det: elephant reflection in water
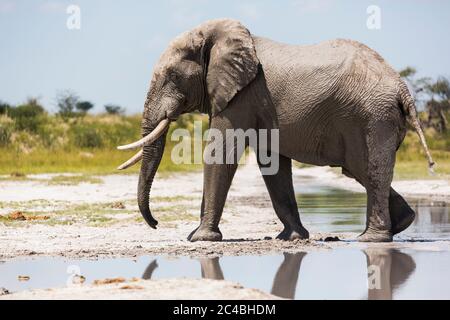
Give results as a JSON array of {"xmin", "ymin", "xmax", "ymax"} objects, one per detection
[
  {"xmin": 140, "ymin": 258, "xmax": 225, "ymax": 281},
  {"xmin": 198, "ymin": 253, "xmax": 306, "ymax": 299},
  {"xmin": 139, "ymin": 255, "xmax": 304, "ymax": 299},
  {"xmin": 364, "ymin": 249, "xmax": 416, "ymax": 300},
  {"xmin": 141, "ymin": 249, "xmax": 416, "ymax": 300},
  {"xmin": 269, "ymin": 250, "xmax": 416, "ymax": 300},
  {"xmin": 199, "ymin": 257, "xmax": 225, "ymax": 280},
  {"xmin": 142, "ymin": 260, "xmax": 158, "ymax": 280},
  {"xmin": 270, "ymin": 253, "xmax": 306, "ymax": 299}
]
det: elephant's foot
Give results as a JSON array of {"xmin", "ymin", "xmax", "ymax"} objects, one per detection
[
  {"xmin": 276, "ymin": 226, "xmax": 309, "ymax": 241},
  {"xmin": 390, "ymin": 206, "xmax": 415, "ymax": 235},
  {"xmin": 389, "ymin": 188, "xmax": 416, "ymax": 235},
  {"xmin": 358, "ymin": 229, "xmax": 393, "ymax": 242},
  {"xmin": 391, "ymin": 210, "xmax": 415, "ymax": 235},
  {"xmin": 188, "ymin": 226, "xmax": 223, "ymax": 242}
]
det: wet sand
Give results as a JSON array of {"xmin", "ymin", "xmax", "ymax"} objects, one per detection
[{"xmin": 0, "ymin": 278, "xmax": 280, "ymax": 300}]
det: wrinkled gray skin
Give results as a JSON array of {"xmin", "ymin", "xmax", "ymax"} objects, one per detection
[{"xmin": 137, "ymin": 18, "xmax": 432, "ymax": 242}]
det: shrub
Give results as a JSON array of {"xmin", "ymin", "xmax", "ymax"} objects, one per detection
[
  {"xmin": 0, "ymin": 116, "xmax": 14, "ymax": 146},
  {"xmin": 8, "ymin": 99, "xmax": 46, "ymax": 132},
  {"xmin": 76, "ymin": 101, "xmax": 94, "ymax": 114},
  {"xmin": 104, "ymin": 104, "xmax": 125, "ymax": 115},
  {"xmin": 0, "ymin": 101, "xmax": 12, "ymax": 114},
  {"xmin": 70, "ymin": 124, "xmax": 103, "ymax": 148},
  {"xmin": 9, "ymin": 130, "xmax": 40, "ymax": 153},
  {"xmin": 37, "ymin": 117, "xmax": 69, "ymax": 149}
]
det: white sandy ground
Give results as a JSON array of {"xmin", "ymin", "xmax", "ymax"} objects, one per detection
[
  {"xmin": 0, "ymin": 154, "xmax": 449, "ymax": 299},
  {"xmin": 295, "ymin": 166, "xmax": 450, "ymax": 202},
  {"xmin": 0, "ymin": 156, "xmax": 448, "ymax": 204},
  {"xmin": 1, "ymin": 278, "xmax": 279, "ymax": 300}
]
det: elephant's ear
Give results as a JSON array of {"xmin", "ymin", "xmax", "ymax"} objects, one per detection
[{"xmin": 206, "ymin": 20, "xmax": 260, "ymax": 116}]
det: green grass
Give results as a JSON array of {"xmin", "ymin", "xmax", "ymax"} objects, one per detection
[
  {"xmin": 0, "ymin": 148, "xmax": 203, "ymax": 175},
  {"xmin": 395, "ymin": 128, "xmax": 450, "ymax": 179},
  {"xmin": 0, "ymin": 197, "xmax": 199, "ymax": 227},
  {"xmin": 0, "ymin": 111, "xmax": 449, "ymax": 180},
  {"xmin": 394, "ymin": 160, "xmax": 450, "ymax": 180},
  {"xmin": 0, "ymin": 113, "xmax": 207, "ymax": 175}
]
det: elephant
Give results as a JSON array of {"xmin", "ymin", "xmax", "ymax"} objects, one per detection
[
  {"xmin": 199, "ymin": 257, "xmax": 225, "ymax": 280},
  {"xmin": 117, "ymin": 18, "xmax": 434, "ymax": 243},
  {"xmin": 364, "ymin": 248, "xmax": 416, "ymax": 300},
  {"xmin": 142, "ymin": 259, "xmax": 158, "ymax": 280},
  {"xmin": 271, "ymin": 252, "xmax": 306, "ymax": 299}
]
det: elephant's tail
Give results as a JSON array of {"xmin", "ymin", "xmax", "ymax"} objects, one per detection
[{"xmin": 398, "ymin": 80, "xmax": 435, "ymax": 172}]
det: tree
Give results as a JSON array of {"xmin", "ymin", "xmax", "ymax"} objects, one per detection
[
  {"xmin": 398, "ymin": 66, "xmax": 432, "ymax": 108},
  {"xmin": 56, "ymin": 90, "xmax": 79, "ymax": 119},
  {"xmin": 424, "ymin": 77, "xmax": 450, "ymax": 133},
  {"xmin": 399, "ymin": 67, "xmax": 449, "ymax": 133},
  {"xmin": 0, "ymin": 101, "xmax": 11, "ymax": 115},
  {"xmin": 76, "ymin": 101, "xmax": 94, "ymax": 114},
  {"xmin": 426, "ymin": 77, "xmax": 450, "ymax": 101},
  {"xmin": 104, "ymin": 104, "xmax": 125, "ymax": 115},
  {"xmin": 399, "ymin": 66, "xmax": 417, "ymax": 79}
]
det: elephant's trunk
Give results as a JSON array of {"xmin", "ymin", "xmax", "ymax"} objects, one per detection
[{"xmin": 137, "ymin": 132, "xmax": 167, "ymax": 229}]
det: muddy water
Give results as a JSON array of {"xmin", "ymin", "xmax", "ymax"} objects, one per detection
[
  {"xmin": 1, "ymin": 249, "xmax": 450, "ymax": 299},
  {"xmin": 295, "ymin": 184, "xmax": 450, "ymax": 240},
  {"xmin": 1, "ymin": 187, "xmax": 449, "ymax": 299}
]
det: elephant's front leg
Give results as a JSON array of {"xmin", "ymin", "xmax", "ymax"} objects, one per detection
[
  {"xmin": 188, "ymin": 103, "xmax": 253, "ymax": 242},
  {"xmin": 258, "ymin": 155, "xmax": 309, "ymax": 240},
  {"xmin": 188, "ymin": 161, "xmax": 238, "ymax": 242}
]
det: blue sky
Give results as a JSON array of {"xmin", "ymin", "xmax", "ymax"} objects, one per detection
[{"xmin": 1, "ymin": 0, "xmax": 449, "ymax": 114}]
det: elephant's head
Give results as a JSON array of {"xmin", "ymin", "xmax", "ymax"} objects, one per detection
[{"xmin": 117, "ymin": 19, "xmax": 260, "ymax": 229}]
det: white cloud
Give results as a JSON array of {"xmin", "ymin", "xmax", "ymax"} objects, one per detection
[
  {"xmin": 0, "ymin": 0, "xmax": 15, "ymax": 13},
  {"xmin": 168, "ymin": 0, "xmax": 207, "ymax": 29},
  {"xmin": 291, "ymin": 0, "xmax": 334, "ymax": 14},
  {"xmin": 39, "ymin": 1, "xmax": 67, "ymax": 14},
  {"xmin": 147, "ymin": 34, "xmax": 171, "ymax": 53},
  {"xmin": 236, "ymin": 3, "xmax": 262, "ymax": 21}
]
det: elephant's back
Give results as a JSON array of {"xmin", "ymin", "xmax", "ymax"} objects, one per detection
[
  {"xmin": 252, "ymin": 36, "xmax": 404, "ymax": 164},
  {"xmin": 253, "ymin": 36, "xmax": 401, "ymax": 117},
  {"xmin": 253, "ymin": 36, "xmax": 356, "ymax": 79},
  {"xmin": 253, "ymin": 36, "xmax": 357, "ymax": 123}
]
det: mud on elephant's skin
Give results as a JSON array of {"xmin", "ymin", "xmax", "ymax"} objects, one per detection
[{"xmin": 117, "ymin": 18, "xmax": 434, "ymax": 243}]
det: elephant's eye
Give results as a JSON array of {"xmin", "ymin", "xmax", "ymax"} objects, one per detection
[{"xmin": 169, "ymin": 72, "xmax": 180, "ymax": 82}]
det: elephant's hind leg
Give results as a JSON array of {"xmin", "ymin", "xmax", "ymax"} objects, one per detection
[
  {"xmin": 358, "ymin": 121, "xmax": 398, "ymax": 242},
  {"xmin": 343, "ymin": 169, "xmax": 415, "ymax": 236},
  {"xmin": 258, "ymin": 154, "xmax": 309, "ymax": 240},
  {"xmin": 389, "ymin": 188, "xmax": 415, "ymax": 235}
]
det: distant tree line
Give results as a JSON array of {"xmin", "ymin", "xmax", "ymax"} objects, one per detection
[
  {"xmin": 55, "ymin": 90, "xmax": 125, "ymax": 119},
  {"xmin": 0, "ymin": 92, "xmax": 128, "ymax": 148},
  {"xmin": 1, "ymin": 71, "xmax": 449, "ymax": 134},
  {"xmin": 0, "ymin": 90, "xmax": 126, "ymax": 121}
]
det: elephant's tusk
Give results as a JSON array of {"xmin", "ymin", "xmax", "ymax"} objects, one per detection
[
  {"xmin": 117, "ymin": 149, "xmax": 143, "ymax": 170},
  {"xmin": 117, "ymin": 119, "xmax": 170, "ymax": 150}
]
